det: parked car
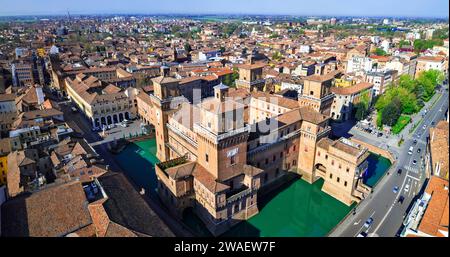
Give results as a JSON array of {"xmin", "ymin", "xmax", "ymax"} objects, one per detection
[
  {"xmin": 364, "ymin": 218, "xmax": 374, "ymax": 228},
  {"xmin": 413, "ymin": 139, "xmax": 418, "ymax": 145},
  {"xmin": 405, "ymin": 184, "xmax": 410, "ymax": 192},
  {"xmin": 417, "ymin": 148, "xmax": 421, "ymax": 153},
  {"xmin": 412, "ymin": 160, "xmax": 417, "ymax": 165},
  {"xmin": 397, "ymin": 169, "xmax": 402, "ymax": 175}
]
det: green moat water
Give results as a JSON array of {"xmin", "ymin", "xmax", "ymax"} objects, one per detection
[{"xmin": 116, "ymin": 139, "xmax": 390, "ymax": 237}]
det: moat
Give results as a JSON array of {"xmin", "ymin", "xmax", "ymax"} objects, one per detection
[{"xmin": 115, "ymin": 139, "xmax": 391, "ymax": 237}]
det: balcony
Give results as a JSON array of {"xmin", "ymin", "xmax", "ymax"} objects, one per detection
[
  {"xmin": 226, "ymin": 187, "xmax": 252, "ymax": 205},
  {"xmin": 193, "ymin": 123, "xmax": 251, "ymax": 144},
  {"xmin": 167, "ymin": 123, "xmax": 198, "ymax": 147},
  {"xmin": 248, "ymin": 129, "xmax": 301, "ymax": 156}
]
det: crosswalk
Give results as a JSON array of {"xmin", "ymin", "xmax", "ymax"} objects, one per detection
[{"xmin": 404, "ymin": 166, "xmax": 419, "ymax": 174}]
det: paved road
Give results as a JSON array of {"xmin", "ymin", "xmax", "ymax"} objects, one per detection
[{"xmin": 330, "ymin": 85, "xmax": 449, "ymax": 237}]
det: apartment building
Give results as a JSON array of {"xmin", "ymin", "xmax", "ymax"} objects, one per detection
[
  {"xmin": 415, "ymin": 56, "xmax": 448, "ymax": 78},
  {"xmin": 330, "ymin": 82, "xmax": 374, "ymax": 121},
  {"xmin": 0, "ymin": 94, "xmax": 17, "ymax": 114},
  {"xmin": 235, "ymin": 57, "xmax": 266, "ymax": 91},
  {"xmin": 365, "ymin": 69, "xmax": 397, "ymax": 96}
]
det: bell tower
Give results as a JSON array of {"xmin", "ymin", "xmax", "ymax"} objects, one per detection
[
  {"xmin": 151, "ymin": 68, "xmax": 184, "ymax": 162},
  {"xmin": 194, "ymin": 93, "xmax": 250, "ymax": 180}
]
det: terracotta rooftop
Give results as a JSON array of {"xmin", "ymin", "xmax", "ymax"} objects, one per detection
[
  {"xmin": 1, "ymin": 180, "xmax": 93, "ymax": 237},
  {"xmin": 417, "ymin": 176, "xmax": 449, "ymax": 237},
  {"xmin": 331, "ymin": 82, "xmax": 373, "ymax": 95},
  {"xmin": 429, "ymin": 121, "xmax": 449, "ymax": 180}
]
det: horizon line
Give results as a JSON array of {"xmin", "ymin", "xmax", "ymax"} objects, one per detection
[{"xmin": 0, "ymin": 12, "xmax": 448, "ymax": 20}]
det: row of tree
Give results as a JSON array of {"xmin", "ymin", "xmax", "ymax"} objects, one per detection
[{"xmin": 375, "ymin": 70, "xmax": 444, "ymax": 127}]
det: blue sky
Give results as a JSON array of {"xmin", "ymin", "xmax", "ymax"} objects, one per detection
[{"xmin": 0, "ymin": 0, "xmax": 448, "ymax": 18}]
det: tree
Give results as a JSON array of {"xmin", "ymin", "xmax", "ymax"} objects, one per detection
[
  {"xmin": 381, "ymin": 97, "xmax": 402, "ymax": 126},
  {"xmin": 354, "ymin": 102, "xmax": 367, "ymax": 121},
  {"xmin": 272, "ymin": 51, "xmax": 282, "ymax": 61},
  {"xmin": 413, "ymin": 39, "xmax": 444, "ymax": 53},
  {"xmin": 398, "ymin": 40, "xmax": 411, "ymax": 48},
  {"xmin": 374, "ymin": 48, "xmax": 387, "ymax": 56},
  {"xmin": 354, "ymin": 89, "xmax": 370, "ymax": 120},
  {"xmin": 184, "ymin": 42, "xmax": 192, "ymax": 52},
  {"xmin": 417, "ymin": 69, "xmax": 444, "ymax": 101}
]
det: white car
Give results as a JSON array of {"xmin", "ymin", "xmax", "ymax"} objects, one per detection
[{"xmin": 404, "ymin": 184, "xmax": 410, "ymax": 192}]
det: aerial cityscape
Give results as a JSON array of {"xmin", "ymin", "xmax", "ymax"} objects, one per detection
[{"xmin": 0, "ymin": 0, "xmax": 448, "ymax": 242}]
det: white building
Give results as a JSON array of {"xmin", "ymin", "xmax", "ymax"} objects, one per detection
[
  {"xmin": 381, "ymin": 40, "xmax": 390, "ymax": 53},
  {"xmin": 346, "ymin": 56, "xmax": 373, "ymax": 74}
]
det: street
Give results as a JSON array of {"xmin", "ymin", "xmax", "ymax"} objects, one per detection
[{"xmin": 330, "ymin": 84, "xmax": 449, "ymax": 237}]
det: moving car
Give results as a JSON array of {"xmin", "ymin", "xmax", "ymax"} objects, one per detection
[
  {"xmin": 398, "ymin": 195, "xmax": 405, "ymax": 204},
  {"xmin": 357, "ymin": 231, "xmax": 368, "ymax": 237},
  {"xmin": 393, "ymin": 186, "xmax": 399, "ymax": 193},
  {"xmin": 413, "ymin": 139, "xmax": 418, "ymax": 145},
  {"xmin": 364, "ymin": 218, "xmax": 374, "ymax": 228},
  {"xmin": 417, "ymin": 148, "xmax": 421, "ymax": 153},
  {"xmin": 412, "ymin": 160, "xmax": 417, "ymax": 165},
  {"xmin": 397, "ymin": 169, "xmax": 402, "ymax": 175},
  {"xmin": 408, "ymin": 146, "xmax": 414, "ymax": 155}
]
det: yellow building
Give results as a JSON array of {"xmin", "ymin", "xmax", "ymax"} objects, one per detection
[
  {"xmin": 334, "ymin": 78, "xmax": 357, "ymax": 88},
  {"xmin": 0, "ymin": 155, "xmax": 7, "ymax": 186}
]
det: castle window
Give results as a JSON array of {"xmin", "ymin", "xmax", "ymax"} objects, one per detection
[
  {"xmin": 331, "ymin": 160, "xmax": 334, "ymax": 165},
  {"xmin": 325, "ymin": 154, "xmax": 328, "ymax": 159},
  {"xmin": 230, "ymin": 155, "xmax": 236, "ymax": 165},
  {"xmin": 318, "ymin": 151, "xmax": 321, "ymax": 156},
  {"xmin": 344, "ymin": 181, "xmax": 348, "ymax": 187},
  {"xmin": 346, "ymin": 168, "xmax": 350, "ymax": 172},
  {"xmin": 205, "ymin": 154, "xmax": 209, "ymax": 162},
  {"xmin": 337, "ymin": 177, "xmax": 340, "ymax": 183},
  {"xmin": 330, "ymin": 173, "xmax": 333, "ymax": 179}
]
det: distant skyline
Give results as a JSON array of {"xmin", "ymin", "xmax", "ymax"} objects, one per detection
[{"xmin": 0, "ymin": 0, "xmax": 448, "ymax": 18}]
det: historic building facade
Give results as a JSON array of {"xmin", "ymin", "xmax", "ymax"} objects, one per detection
[{"xmin": 139, "ymin": 68, "xmax": 374, "ymax": 236}]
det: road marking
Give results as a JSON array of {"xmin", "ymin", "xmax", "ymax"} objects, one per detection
[
  {"xmin": 355, "ymin": 211, "xmax": 376, "ymax": 236},
  {"xmin": 406, "ymin": 174, "xmax": 420, "ymax": 182},
  {"xmin": 373, "ymin": 168, "xmax": 409, "ymax": 235}
]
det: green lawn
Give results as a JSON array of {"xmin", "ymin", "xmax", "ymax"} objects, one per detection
[{"xmin": 392, "ymin": 115, "xmax": 411, "ymax": 134}]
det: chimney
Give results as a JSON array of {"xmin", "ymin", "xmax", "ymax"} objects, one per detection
[
  {"xmin": 214, "ymin": 83, "xmax": 229, "ymax": 102},
  {"xmin": 248, "ymin": 55, "xmax": 255, "ymax": 65},
  {"xmin": 160, "ymin": 66, "xmax": 170, "ymax": 77}
]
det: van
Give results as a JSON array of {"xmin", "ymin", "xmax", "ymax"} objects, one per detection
[{"xmin": 408, "ymin": 146, "xmax": 413, "ymax": 155}]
